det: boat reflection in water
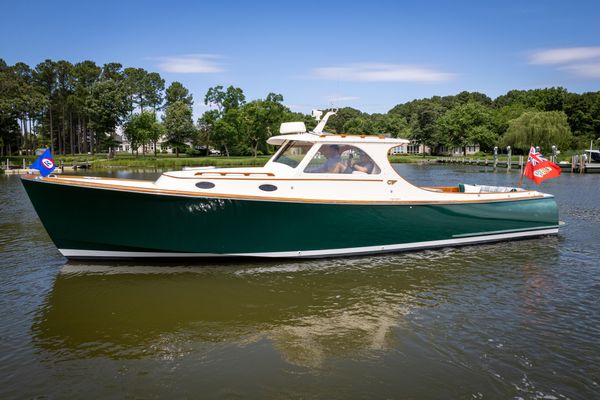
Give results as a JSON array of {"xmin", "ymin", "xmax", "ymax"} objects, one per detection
[
  {"xmin": 32, "ymin": 257, "xmax": 421, "ymax": 368},
  {"xmin": 32, "ymin": 240, "xmax": 559, "ymax": 371}
]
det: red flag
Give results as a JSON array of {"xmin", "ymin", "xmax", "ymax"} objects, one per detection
[{"xmin": 523, "ymin": 146, "xmax": 561, "ymax": 184}]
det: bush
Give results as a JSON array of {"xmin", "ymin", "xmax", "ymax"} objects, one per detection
[{"xmin": 185, "ymin": 147, "xmax": 202, "ymax": 156}]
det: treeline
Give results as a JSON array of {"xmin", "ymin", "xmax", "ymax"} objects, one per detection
[
  {"xmin": 1, "ymin": 58, "xmax": 599, "ymax": 157},
  {"xmin": 0, "ymin": 58, "xmax": 163, "ymax": 156},
  {"xmin": 329, "ymin": 88, "xmax": 600, "ymax": 154},
  {"xmin": 0, "ymin": 58, "xmax": 308, "ymax": 157}
]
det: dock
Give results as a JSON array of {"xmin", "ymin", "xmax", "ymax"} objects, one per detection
[
  {"xmin": 1, "ymin": 159, "xmax": 91, "ymax": 175},
  {"xmin": 436, "ymin": 156, "xmax": 527, "ymax": 171},
  {"xmin": 436, "ymin": 154, "xmax": 599, "ymax": 173}
]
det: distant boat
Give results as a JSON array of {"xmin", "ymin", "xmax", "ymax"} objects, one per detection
[
  {"xmin": 584, "ymin": 149, "xmax": 600, "ymax": 172},
  {"xmin": 21, "ymin": 110, "xmax": 561, "ymax": 260},
  {"xmin": 585, "ymin": 149, "xmax": 600, "ymax": 163}
]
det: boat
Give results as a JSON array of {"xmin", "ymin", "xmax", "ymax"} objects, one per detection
[
  {"xmin": 21, "ymin": 110, "xmax": 561, "ymax": 260},
  {"xmin": 585, "ymin": 149, "xmax": 600, "ymax": 163},
  {"xmin": 583, "ymin": 149, "xmax": 600, "ymax": 172}
]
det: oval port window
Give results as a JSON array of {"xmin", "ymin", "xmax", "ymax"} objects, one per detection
[
  {"xmin": 195, "ymin": 182, "xmax": 215, "ymax": 189},
  {"xmin": 258, "ymin": 184, "xmax": 278, "ymax": 192}
]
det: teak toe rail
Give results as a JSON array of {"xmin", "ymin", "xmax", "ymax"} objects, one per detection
[{"xmin": 194, "ymin": 171, "xmax": 275, "ymax": 177}]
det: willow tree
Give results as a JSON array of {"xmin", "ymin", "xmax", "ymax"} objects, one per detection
[{"xmin": 503, "ymin": 111, "xmax": 572, "ymax": 153}]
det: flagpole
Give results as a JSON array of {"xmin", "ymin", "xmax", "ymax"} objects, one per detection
[
  {"xmin": 518, "ymin": 168, "xmax": 524, "ymax": 188},
  {"xmin": 518, "ymin": 145, "xmax": 532, "ymax": 189}
]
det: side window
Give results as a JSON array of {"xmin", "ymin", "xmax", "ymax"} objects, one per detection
[
  {"xmin": 272, "ymin": 141, "xmax": 313, "ymax": 168},
  {"xmin": 304, "ymin": 145, "xmax": 380, "ymax": 174}
]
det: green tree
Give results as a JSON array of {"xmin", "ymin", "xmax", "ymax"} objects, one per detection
[
  {"xmin": 436, "ymin": 102, "xmax": 497, "ymax": 154},
  {"xmin": 2, "ymin": 61, "xmax": 46, "ymax": 154},
  {"xmin": 124, "ymin": 67, "xmax": 146, "ymax": 112},
  {"xmin": 197, "ymin": 109, "xmax": 219, "ymax": 155},
  {"xmin": 101, "ymin": 62, "xmax": 124, "ymax": 81},
  {"xmin": 241, "ymin": 93, "xmax": 287, "ymax": 157},
  {"xmin": 0, "ymin": 60, "xmax": 21, "ymax": 155},
  {"xmin": 163, "ymin": 101, "xmax": 195, "ymax": 157},
  {"xmin": 493, "ymin": 103, "xmax": 532, "ymax": 136},
  {"xmin": 124, "ymin": 68, "xmax": 163, "ymax": 113},
  {"xmin": 55, "ymin": 60, "xmax": 74, "ymax": 154},
  {"xmin": 72, "ymin": 60, "xmax": 101, "ymax": 153},
  {"xmin": 33, "ymin": 59, "xmax": 58, "ymax": 153},
  {"xmin": 204, "ymin": 85, "xmax": 246, "ymax": 113},
  {"xmin": 371, "ymin": 113, "xmax": 410, "ymax": 138},
  {"xmin": 503, "ymin": 111, "xmax": 573, "ymax": 153},
  {"xmin": 328, "ymin": 107, "xmax": 363, "ymax": 133},
  {"xmin": 343, "ymin": 117, "xmax": 373, "ymax": 134},
  {"xmin": 145, "ymin": 72, "xmax": 165, "ymax": 112},
  {"xmin": 407, "ymin": 100, "xmax": 446, "ymax": 149},
  {"xmin": 147, "ymin": 117, "xmax": 164, "ymax": 156},
  {"xmin": 494, "ymin": 87, "xmax": 567, "ymax": 111},
  {"xmin": 165, "ymin": 81, "xmax": 193, "ymax": 108},
  {"xmin": 125, "ymin": 111, "xmax": 162, "ymax": 156},
  {"xmin": 203, "ymin": 85, "xmax": 247, "ymax": 155},
  {"xmin": 211, "ymin": 119, "xmax": 237, "ymax": 157},
  {"xmin": 86, "ymin": 79, "xmax": 130, "ymax": 153}
]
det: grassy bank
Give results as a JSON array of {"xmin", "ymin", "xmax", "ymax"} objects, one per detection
[
  {"xmin": 3, "ymin": 150, "xmax": 578, "ymax": 171},
  {"xmin": 92, "ymin": 155, "xmax": 271, "ymax": 169},
  {"xmin": 388, "ymin": 155, "xmax": 438, "ymax": 163},
  {"xmin": 5, "ymin": 154, "xmax": 271, "ymax": 169}
]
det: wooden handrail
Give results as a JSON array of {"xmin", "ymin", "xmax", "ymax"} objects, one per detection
[{"xmin": 194, "ymin": 171, "xmax": 275, "ymax": 177}]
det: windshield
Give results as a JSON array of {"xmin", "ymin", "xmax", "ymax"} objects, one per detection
[
  {"xmin": 272, "ymin": 141, "xmax": 313, "ymax": 168},
  {"xmin": 304, "ymin": 145, "xmax": 381, "ymax": 174}
]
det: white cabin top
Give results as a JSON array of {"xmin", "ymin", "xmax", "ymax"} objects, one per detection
[{"xmin": 267, "ymin": 133, "xmax": 409, "ymax": 146}]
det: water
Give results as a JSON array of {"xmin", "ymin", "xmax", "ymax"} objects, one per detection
[{"xmin": 1, "ymin": 165, "xmax": 599, "ymax": 399}]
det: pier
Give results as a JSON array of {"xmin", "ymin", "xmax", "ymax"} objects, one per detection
[
  {"xmin": 1, "ymin": 159, "xmax": 92, "ymax": 175},
  {"xmin": 436, "ymin": 153, "xmax": 599, "ymax": 173}
]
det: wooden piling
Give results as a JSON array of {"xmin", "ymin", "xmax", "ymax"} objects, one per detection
[{"xmin": 519, "ymin": 155, "xmax": 524, "ymax": 174}]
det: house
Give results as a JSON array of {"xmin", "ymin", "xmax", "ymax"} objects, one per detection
[
  {"xmin": 389, "ymin": 140, "xmax": 431, "ymax": 155},
  {"xmin": 114, "ymin": 126, "xmax": 172, "ymax": 154},
  {"xmin": 435, "ymin": 144, "xmax": 480, "ymax": 156}
]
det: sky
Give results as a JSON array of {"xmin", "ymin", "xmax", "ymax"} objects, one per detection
[{"xmin": 1, "ymin": 0, "xmax": 599, "ymax": 118}]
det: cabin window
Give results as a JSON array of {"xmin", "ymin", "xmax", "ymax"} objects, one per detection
[
  {"xmin": 272, "ymin": 141, "xmax": 313, "ymax": 168},
  {"xmin": 304, "ymin": 145, "xmax": 381, "ymax": 174}
]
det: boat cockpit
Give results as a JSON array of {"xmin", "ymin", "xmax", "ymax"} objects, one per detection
[{"xmin": 271, "ymin": 141, "xmax": 382, "ymax": 175}]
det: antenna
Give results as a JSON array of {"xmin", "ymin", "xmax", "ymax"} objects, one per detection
[{"xmin": 313, "ymin": 109, "xmax": 338, "ymax": 134}]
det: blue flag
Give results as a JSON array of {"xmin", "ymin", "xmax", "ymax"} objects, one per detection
[{"xmin": 30, "ymin": 148, "xmax": 56, "ymax": 177}]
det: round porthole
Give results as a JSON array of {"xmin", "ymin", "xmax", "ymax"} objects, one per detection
[
  {"xmin": 195, "ymin": 182, "xmax": 215, "ymax": 189},
  {"xmin": 259, "ymin": 184, "xmax": 277, "ymax": 192}
]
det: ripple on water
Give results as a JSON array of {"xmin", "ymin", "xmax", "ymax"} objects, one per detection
[{"xmin": 1, "ymin": 167, "xmax": 600, "ymax": 399}]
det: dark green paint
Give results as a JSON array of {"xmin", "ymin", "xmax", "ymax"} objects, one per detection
[{"xmin": 21, "ymin": 178, "xmax": 559, "ymax": 256}]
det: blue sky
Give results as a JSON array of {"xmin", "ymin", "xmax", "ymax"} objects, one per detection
[{"xmin": 2, "ymin": 0, "xmax": 599, "ymax": 117}]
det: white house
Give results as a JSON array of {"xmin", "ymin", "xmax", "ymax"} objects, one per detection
[{"xmin": 114, "ymin": 126, "xmax": 172, "ymax": 154}]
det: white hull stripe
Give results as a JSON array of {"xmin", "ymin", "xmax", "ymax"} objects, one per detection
[{"xmin": 59, "ymin": 227, "xmax": 559, "ymax": 259}]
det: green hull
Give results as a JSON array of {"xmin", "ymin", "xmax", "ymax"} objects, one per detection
[{"xmin": 21, "ymin": 177, "xmax": 559, "ymax": 259}]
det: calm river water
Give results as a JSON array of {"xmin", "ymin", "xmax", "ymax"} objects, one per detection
[{"xmin": 1, "ymin": 164, "xmax": 599, "ymax": 399}]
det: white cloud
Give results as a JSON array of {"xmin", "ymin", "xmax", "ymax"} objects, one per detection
[
  {"xmin": 529, "ymin": 47, "xmax": 600, "ymax": 65},
  {"xmin": 326, "ymin": 95, "xmax": 360, "ymax": 102},
  {"xmin": 312, "ymin": 63, "xmax": 455, "ymax": 82},
  {"xmin": 156, "ymin": 54, "xmax": 224, "ymax": 73},
  {"xmin": 561, "ymin": 62, "xmax": 600, "ymax": 78},
  {"xmin": 528, "ymin": 46, "xmax": 600, "ymax": 79}
]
